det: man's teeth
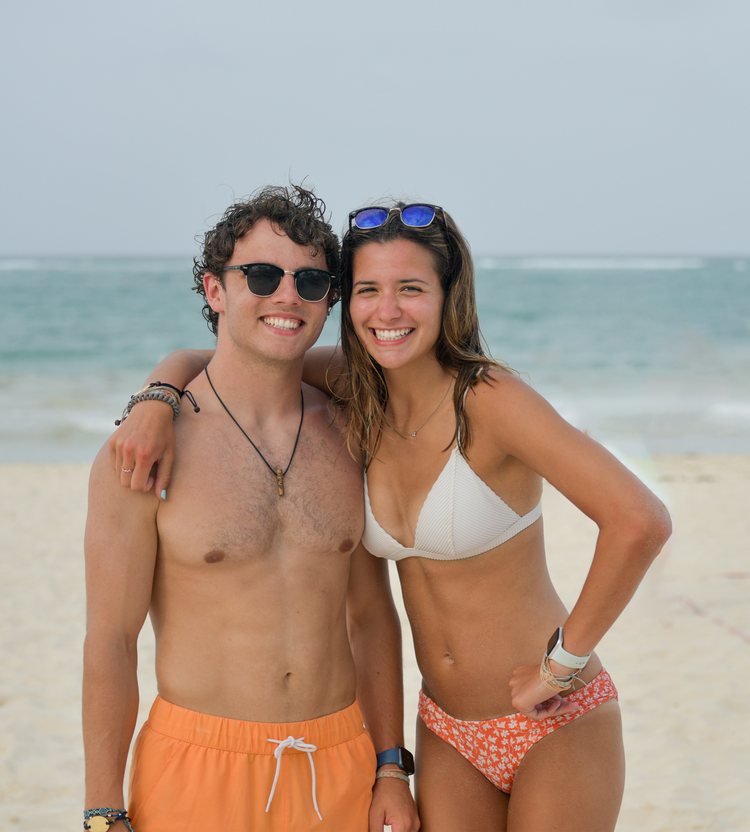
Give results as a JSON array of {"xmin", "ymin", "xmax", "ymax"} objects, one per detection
[
  {"xmin": 263, "ymin": 317, "xmax": 301, "ymax": 330},
  {"xmin": 374, "ymin": 328, "xmax": 412, "ymax": 341}
]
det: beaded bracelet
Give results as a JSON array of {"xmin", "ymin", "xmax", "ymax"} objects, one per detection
[
  {"xmin": 538, "ymin": 655, "xmax": 584, "ymax": 693},
  {"xmin": 83, "ymin": 808, "xmax": 134, "ymax": 831},
  {"xmin": 375, "ymin": 770, "xmax": 411, "ymax": 784}
]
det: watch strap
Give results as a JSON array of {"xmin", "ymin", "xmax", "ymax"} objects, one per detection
[
  {"xmin": 546, "ymin": 627, "xmax": 591, "ymax": 670},
  {"xmin": 376, "ymin": 746, "xmax": 414, "ymax": 775}
]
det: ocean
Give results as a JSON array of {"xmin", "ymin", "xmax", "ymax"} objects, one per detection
[{"xmin": 1, "ymin": 256, "xmax": 748, "ymax": 463}]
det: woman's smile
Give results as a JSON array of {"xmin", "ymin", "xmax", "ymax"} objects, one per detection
[{"xmin": 371, "ymin": 327, "xmax": 414, "ymax": 343}]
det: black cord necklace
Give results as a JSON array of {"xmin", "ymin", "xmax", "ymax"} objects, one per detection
[{"xmin": 204, "ymin": 366, "xmax": 304, "ymax": 497}]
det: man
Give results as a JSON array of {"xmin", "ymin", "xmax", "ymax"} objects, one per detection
[{"xmin": 83, "ymin": 186, "xmax": 419, "ymax": 832}]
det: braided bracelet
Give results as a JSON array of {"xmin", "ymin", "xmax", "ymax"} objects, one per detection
[
  {"xmin": 375, "ymin": 770, "xmax": 411, "ymax": 784},
  {"xmin": 83, "ymin": 808, "xmax": 134, "ymax": 831},
  {"xmin": 115, "ymin": 382, "xmax": 201, "ymax": 426},
  {"xmin": 133, "ymin": 389, "xmax": 181, "ymax": 415},
  {"xmin": 538, "ymin": 655, "xmax": 584, "ymax": 693},
  {"xmin": 115, "ymin": 388, "xmax": 179, "ymax": 425}
]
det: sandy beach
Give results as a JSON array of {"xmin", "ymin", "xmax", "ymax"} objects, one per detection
[{"xmin": 1, "ymin": 456, "xmax": 748, "ymax": 831}]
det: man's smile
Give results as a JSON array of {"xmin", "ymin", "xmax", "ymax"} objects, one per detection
[{"xmin": 261, "ymin": 316, "xmax": 303, "ymax": 331}]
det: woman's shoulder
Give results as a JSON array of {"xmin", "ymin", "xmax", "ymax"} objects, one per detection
[
  {"xmin": 466, "ymin": 367, "xmax": 562, "ymax": 441},
  {"xmin": 469, "ymin": 367, "xmax": 541, "ymax": 406},
  {"xmin": 302, "ymin": 346, "xmax": 344, "ymax": 396}
]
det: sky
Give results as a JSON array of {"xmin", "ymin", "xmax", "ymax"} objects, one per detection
[{"xmin": 1, "ymin": 0, "xmax": 748, "ymax": 257}]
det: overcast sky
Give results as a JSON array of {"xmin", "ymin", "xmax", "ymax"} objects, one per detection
[{"xmin": 2, "ymin": 0, "xmax": 748, "ymax": 257}]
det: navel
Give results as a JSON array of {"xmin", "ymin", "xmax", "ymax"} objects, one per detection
[
  {"xmin": 443, "ymin": 652, "xmax": 455, "ymax": 665},
  {"xmin": 204, "ymin": 549, "xmax": 226, "ymax": 564}
]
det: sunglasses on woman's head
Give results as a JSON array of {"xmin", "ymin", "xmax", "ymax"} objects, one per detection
[
  {"xmin": 223, "ymin": 263, "xmax": 338, "ymax": 303},
  {"xmin": 348, "ymin": 203, "xmax": 447, "ymax": 232}
]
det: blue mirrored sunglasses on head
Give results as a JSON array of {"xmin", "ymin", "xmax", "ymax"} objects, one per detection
[
  {"xmin": 223, "ymin": 263, "xmax": 337, "ymax": 302},
  {"xmin": 349, "ymin": 203, "xmax": 447, "ymax": 232}
]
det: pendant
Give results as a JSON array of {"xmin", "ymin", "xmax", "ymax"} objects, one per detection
[
  {"xmin": 410, "ymin": 432, "xmax": 417, "ymax": 437},
  {"xmin": 85, "ymin": 818, "xmax": 111, "ymax": 832},
  {"xmin": 276, "ymin": 468, "xmax": 285, "ymax": 497}
]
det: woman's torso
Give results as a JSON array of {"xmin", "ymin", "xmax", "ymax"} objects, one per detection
[{"xmin": 364, "ymin": 377, "xmax": 601, "ymax": 719}]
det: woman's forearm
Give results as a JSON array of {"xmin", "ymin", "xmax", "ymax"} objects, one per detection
[
  {"xmin": 141, "ymin": 348, "xmax": 214, "ymax": 389},
  {"xmin": 555, "ymin": 498, "xmax": 671, "ymax": 661}
]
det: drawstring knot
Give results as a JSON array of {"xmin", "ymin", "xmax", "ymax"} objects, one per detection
[{"xmin": 265, "ymin": 735, "xmax": 322, "ymax": 821}]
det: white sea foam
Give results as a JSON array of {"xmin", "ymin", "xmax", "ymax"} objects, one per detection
[
  {"xmin": 514, "ymin": 257, "xmax": 706, "ymax": 271},
  {"xmin": 709, "ymin": 402, "xmax": 750, "ymax": 421},
  {"xmin": 0, "ymin": 258, "xmax": 46, "ymax": 271}
]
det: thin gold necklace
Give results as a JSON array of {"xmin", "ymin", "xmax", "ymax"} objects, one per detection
[
  {"xmin": 401, "ymin": 380, "xmax": 452, "ymax": 438},
  {"xmin": 204, "ymin": 367, "xmax": 303, "ymax": 496}
]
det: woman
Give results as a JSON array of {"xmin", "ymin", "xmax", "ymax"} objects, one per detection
[{"xmin": 112, "ymin": 202, "xmax": 671, "ymax": 831}]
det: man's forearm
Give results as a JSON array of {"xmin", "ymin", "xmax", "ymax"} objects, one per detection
[
  {"xmin": 82, "ymin": 633, "xmax": 140, "ymax": 808},
  {"xmin": 349, "ymin": 592, "xmax": 421, "ymax": 832},
  {"xmin": 349, "ymin": 597, "xmax": 405, "ymax": 753}
]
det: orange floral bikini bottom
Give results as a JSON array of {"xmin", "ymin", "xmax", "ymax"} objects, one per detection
[{"xmin": 418, "ymin": 669, "xmax": 618, "ymax": 793}]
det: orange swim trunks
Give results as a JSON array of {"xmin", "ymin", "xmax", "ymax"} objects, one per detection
[
  {"xmin": 128, "ymin": 697, "xmax": 377, "ymax": 832},
  {"xmin": 418, "ymin": 668, "xmax": 618, "ymax": 793}
]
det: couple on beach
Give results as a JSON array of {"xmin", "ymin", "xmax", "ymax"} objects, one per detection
[{"xmin": 83, "ymin": 185, "xmax": 671, "ymax": 832}]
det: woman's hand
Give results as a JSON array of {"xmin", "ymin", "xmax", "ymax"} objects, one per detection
[
  {"xmin": 508, "ymin": 663, "xmax": 581, "ymax": 721},
  {"xmin": 109, "ymin": 400, "xmax": 176, "ymax": 497}
]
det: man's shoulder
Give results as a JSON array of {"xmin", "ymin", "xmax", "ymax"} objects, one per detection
[
  {"xmin": 89, "ymin": 440, "xmax": 117, "ymax": 489},
  {"xmin": 88, "ymin": 439, "xmax": 160, "ymax": 515}
]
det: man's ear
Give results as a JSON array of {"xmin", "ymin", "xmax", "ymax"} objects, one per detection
[{"xmin": 204, "ymin": 272, "xmax": 225, "ymax": 313}]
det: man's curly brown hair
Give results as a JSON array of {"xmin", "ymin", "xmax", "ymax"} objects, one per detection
[{"xmin": 193, "ymin": 184, "xmax": 341, "ymax": 336}]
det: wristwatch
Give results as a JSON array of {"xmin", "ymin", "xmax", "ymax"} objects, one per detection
[
  {"xmin": 546, "ymin": 627, "xmax": 591, "ymax": 670},
  {"xmin": 376, "ymin": 746, "xmax": 415, "ymax": 775}
]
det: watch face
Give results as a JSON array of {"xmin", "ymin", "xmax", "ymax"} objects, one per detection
[
  {"xmin": 400, "ymin": 746, "xmax": 415, "ymax": 775},
  {"xmin": 547, "ymin": 627, "xmax": 562, "ymax": 655}
]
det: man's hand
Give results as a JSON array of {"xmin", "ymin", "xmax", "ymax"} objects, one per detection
[
  {"xmin": 109, "ymin": 400, "xmax": 176, "ymax": 496},
  {"xmin": 369, "ymin": 773, "xmax": 420, "ymax": 832},
  {"xmin": 509, "ymin": 664, "xmax": 582, "ymax": 720}
]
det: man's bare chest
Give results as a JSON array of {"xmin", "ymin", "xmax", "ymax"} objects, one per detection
[{"xmin": 157, "ymin": 426, "xmax": 364, "ymax": 565}]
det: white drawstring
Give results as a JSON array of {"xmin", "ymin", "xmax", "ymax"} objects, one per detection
[{"xmin": 265, "ymin": 735, "xmax": 322, "ymax": 821}]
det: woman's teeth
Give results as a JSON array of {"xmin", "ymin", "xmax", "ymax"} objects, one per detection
[{"xmin": 374, "ymin": 328, "xmax": 412, "ymax": 341}]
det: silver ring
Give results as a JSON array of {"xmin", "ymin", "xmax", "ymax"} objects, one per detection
[{"xmin": 122, "ymin": 467, "xmax": 133, "ymax": 473}]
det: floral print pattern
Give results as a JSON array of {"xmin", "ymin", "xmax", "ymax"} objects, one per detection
[{"xmin": 418, "ymin": 669, "xmax": 618, "ymax": 793}]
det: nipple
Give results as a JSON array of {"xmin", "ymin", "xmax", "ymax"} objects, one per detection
[{"xmin": 204, "ymin": 550, "xmax": 226, "ymax": 564}]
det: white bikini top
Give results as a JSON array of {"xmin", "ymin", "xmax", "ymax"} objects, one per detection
[{"xmin": 362, "ymin": 445, "xmax": 543, "ymax": 562}]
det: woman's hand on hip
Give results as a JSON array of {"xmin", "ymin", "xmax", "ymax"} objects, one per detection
[{"xmin": 509, "ymin": 663, "xmax": 582, "ymax": 720}]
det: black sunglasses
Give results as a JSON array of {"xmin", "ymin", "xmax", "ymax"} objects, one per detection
[
  {"xmin": 223, "ymin": 263, "xmax": 338, "ymax": 303},
  {"xmin": 348, "ymin": 203, "xmax": 448, "ymax": 232}
]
